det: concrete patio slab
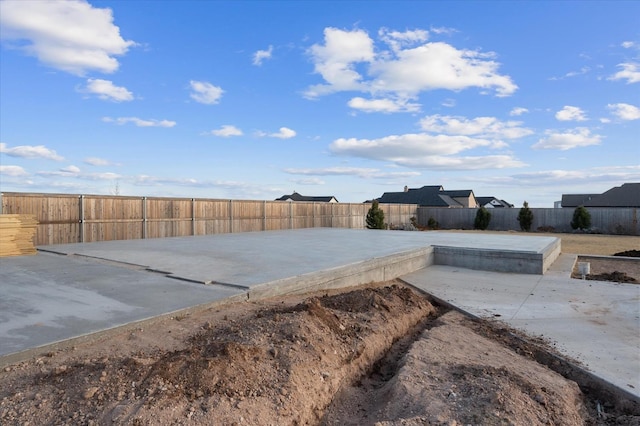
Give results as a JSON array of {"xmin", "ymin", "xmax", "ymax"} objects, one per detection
[
  {"xmin": 401, "ymin": 254, "xmax": 640, "ymax": 400},
  {"xmin": 0, "ymin": 253, "xmax": 243, "ymax": 360},
  {"xmin": 38, "ymin": 228, "xmax": 560, "ymax": 285}
]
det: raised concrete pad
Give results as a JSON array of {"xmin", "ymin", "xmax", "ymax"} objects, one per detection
[
  {"xmin": 401, "ymin": 253, "xmax": 640, "ymax": 400},
  {"xmin": 39, "ymin": 228, "xmax": 560, "ymax": 284},
  {"xmin": 2, "ymin": 229, "xmax": 558, "ymax": 364}
]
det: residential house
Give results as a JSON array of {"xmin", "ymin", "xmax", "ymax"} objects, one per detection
[
  {"xmin": 275, "ymin": 191, "xmax": 338, "ymax": 203},
  {"xmin": 561, "ymin": 183, "xmax": 640, "ymax": 208},
  {"xmin": 376, "ymin": 185, "xmax": 478, "ymax": 208},
  {"xmin": 476, "ymin": 197, "xmax": 514, "ymax": 208}
]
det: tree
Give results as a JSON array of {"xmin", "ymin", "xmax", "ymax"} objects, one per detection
[
  {"xmin": 366, "ymin": 200, "xmax": 386, "ymax": 229},
  {"xmin": 571, "ymin": 206, "xmax": 592, "ymax": 230},
  {"xmin": 474, "ymin": 206, "xmax": 492, "ymax": 230},
  {"xmin": 517, "ymin": 201, "xmax": 534, "ymax": 232}
]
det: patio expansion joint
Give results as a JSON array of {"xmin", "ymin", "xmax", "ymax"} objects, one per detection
[{"xmin": 509, "ymin": 275, "xmax": 545, "ymax": 321}]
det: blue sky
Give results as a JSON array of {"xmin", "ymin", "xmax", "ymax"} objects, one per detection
[{"xmin": 1, "ymin": 0, "xmax": 638, "ymax": 207}]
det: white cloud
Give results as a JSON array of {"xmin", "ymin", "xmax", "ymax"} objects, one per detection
[
  {"xmin": 371, "ymin": 42, "xmax": 517, "ymax": 97},
  {"xmin": 253, "ymin": 45, "xmax": 273, "ymax": 66},
  {"xmin": 607, "ymin": 103, "xmax": 640, "ymax": 120},
  {"xmin": 555, "ymin": 106, "xmax": 587, "ymax": 122},
  {"xmin": 550, "ymin": 66, "xmax": 591, "ymax": 80},
  {"xmin": 608, "ymin": 62, "xmax": 640, "ymax": 84},
  {"xmin": 84, "ymin": 157, "xmax": 112, "ymax": 166},
  {"xmin": 84, "ymin": 78, "xmax": 133, "ymax": 102},
  {"xmin": 269, "ymin": 127, "xmax": 297, "ymax": 139},
  {"xmin": 330, "ymin": 133, "xmax": 489, "ymax": 157},
  {"xmin": 102, "ymin": 117, "xmax": 176, "ymax": 127},
  {"xmin": 378, "ymin": 27, "xmax": 429, "ymax": 53},
  {"xmin": 0, "ymin": 0, "xmax": 135, "ymax": 75},
  {"xmin": 441, "ymin": 98, "xmax": 456, "ymax": 108},
  {"xmin": 210, "ymin": 125, "xmax": 243, "ymax": 137},
  {"xmin": 0, "ymin": 165, "xmax": 28, "ymax": 176},
  {"xmin": 189, "ymin": 80, "xmax": 224, "ymax": 104},
  {"xmin": 509, "ymin": 107, "xmax": 529, "ymax": 116},
  {"xmin": 0, "ymin": 142, "xmax": 64, "ymax": 160},
  {"xmin": 133, "ymin": 175, "xmax": 251, "ymax": 192},
  {"xmin": 347, "ymin": 97, "xmax": 420, "ymax": 113},
  {"xmin": 429, "ymin": 26, "xmax": 457, "ymax": 36},
  {"xmin": 289, "ymin": 177, "xmax": 326, "ymax": 185},
  {"xmin": 419, "ymin": 115, "xmax": 533, "ymax": 140},
  {"xmin": 532, "ymin": 127, "xmax": 602, "ymax": 150},
  {"xmin": 511, "ymin": 165, "xmax": 640, "ymax": 185},
  {"xmin": 61, "ymin": 165, "xmax": 81, "ymax": 174},
  {"xmin": 330, "ymin": 133, "xmax": 525, "ymax": 170},
  {"xmin": 284, "ymin": 167, "xmax": 420, "ymax": 179},
  {"xmin": 397, "ymin": 154, "xmax": 525, "ymax": 170},
  {"xmin": 83, "ymin": 172, "xmax": 121, "ymax": 181},
  {"xmin": 305, "ymin": 27, "xmax": 375, "ymax": 97},
  {"xmin": 621, "ymin": 41, "xmax": 636, "ymax": 49},
  {"xmin": 37, "ymin": 168, "xmax": 121, "ymax": 181},
  {"xmin": 305, "ymin": 27, "xmax": 517, "ymax": 105}
]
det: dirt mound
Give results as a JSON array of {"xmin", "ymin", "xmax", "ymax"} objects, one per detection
[
  {"xmin": 614, "ymin": 250, "xmax": 640, "ymax": 258},
  {"xmin": 0, "ymin": 282, "xmax": 637, "ymax": 425},
  {"xmin": 322, "ymin": 311, "xmax": 588, "ymax": 425}
]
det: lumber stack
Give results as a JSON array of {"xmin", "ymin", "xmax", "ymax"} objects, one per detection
[{"xmin": 0, "ymin": 214, "xmax": 38, "ymax": 257}]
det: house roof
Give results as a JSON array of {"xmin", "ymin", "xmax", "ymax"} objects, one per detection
[
  {"xmin": 561, "ymin": 183, "xmax": 640, "ymax": 208},
  {"xmin": 275, "ymin": 192, "xmax": 338, "ymax": 202},
  {"xmin": 561, "ymin": 194, "xmax": 599, "ymax": 208},
  {"xmin": 377, "ymin": 185, "xmax": 472, "ymax": 207},
  {"xmin": 584, "ymin": 183, "xmax": 640, "ymax": 207},
  {"xmin": 476, "ymin": 197, "xmax": 514, "ymax": 208},
  {"xmin": 442, "ymin": 189, "xmax": 474, "ymax": 198}
]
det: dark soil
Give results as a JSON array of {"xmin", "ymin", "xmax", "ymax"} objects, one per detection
[
  {"xmin": 586, "ymin": 271, "xmax": 638, "ymax": 283},
  {"xmin": 614, "ymin": 250, "xmax": 640, "ymax": 258}
]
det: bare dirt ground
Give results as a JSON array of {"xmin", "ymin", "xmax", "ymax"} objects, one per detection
[{"xmin": 1, "ymin": 233, "xmax": 639, "ymax": 425}]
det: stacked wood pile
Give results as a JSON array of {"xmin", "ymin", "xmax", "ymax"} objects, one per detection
[{"xmin": 0, "ymin": 214, "xmax": 38, "ymax": 257}]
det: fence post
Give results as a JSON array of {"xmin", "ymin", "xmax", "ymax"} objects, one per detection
[
  {"xmin": 191, "ymin": 198, "xmax": 196, "ymax": 236},
  {"xmin": 229, "ymin": 200, "xmax": 233, "ymax": 233},
  {"xmin": 289, "ymin": 202, "xmax": 293, "ymax": 229},
  {"xmin": 142, "ymin": 197, "xmax": 147, "ymax": 239},
  {"xmin": 79, "ymin": 195, "xmax": 84, "ymax": 243}
]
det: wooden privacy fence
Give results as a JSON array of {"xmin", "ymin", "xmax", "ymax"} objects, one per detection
[
  {"xmin": 0, "ymin": 193, "xmax": 418, "ymax": 246},
  {"xmin": 418, "ymin": 207, "xmax": 639, "ymax": 236}
]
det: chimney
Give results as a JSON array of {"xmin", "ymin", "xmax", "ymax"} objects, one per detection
[{"xmin": 404, "ymin": 185, "xmax": 408, "ymax": 192}]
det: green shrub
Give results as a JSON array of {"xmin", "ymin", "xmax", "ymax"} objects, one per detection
[
  {"xmin": 571, "ymin": 206, "xmax": 591, "ymax": 230},
  {"xmin": 427, "ymin": 217, "xmax": 439, "ymax": 230},
  {"xmin": 474, "ymin": 206, "xmax": 492, "ymax": 230},
  {"xmin": 517, "ymin": 201, "xmax": 534, "ymax": 232},
  {"xmin": 366, "ymin": 200, "xmax": 386, "ymax": 229}
]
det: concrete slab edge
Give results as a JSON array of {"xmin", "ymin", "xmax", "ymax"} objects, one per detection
[
  {"xmin": 247, "ymin": 247, "xmax": 435, "ymax": 300},
  {"xmin": 433, "ymin": 246, "xmax": 545, "ymax": 274},
  {"xmin": 0, "ymin": 292, "xmax": 248, "ymax": 369},
  {"xmin": 402, "ymin": 280, "xmax": 640, "ymax": 409}
]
